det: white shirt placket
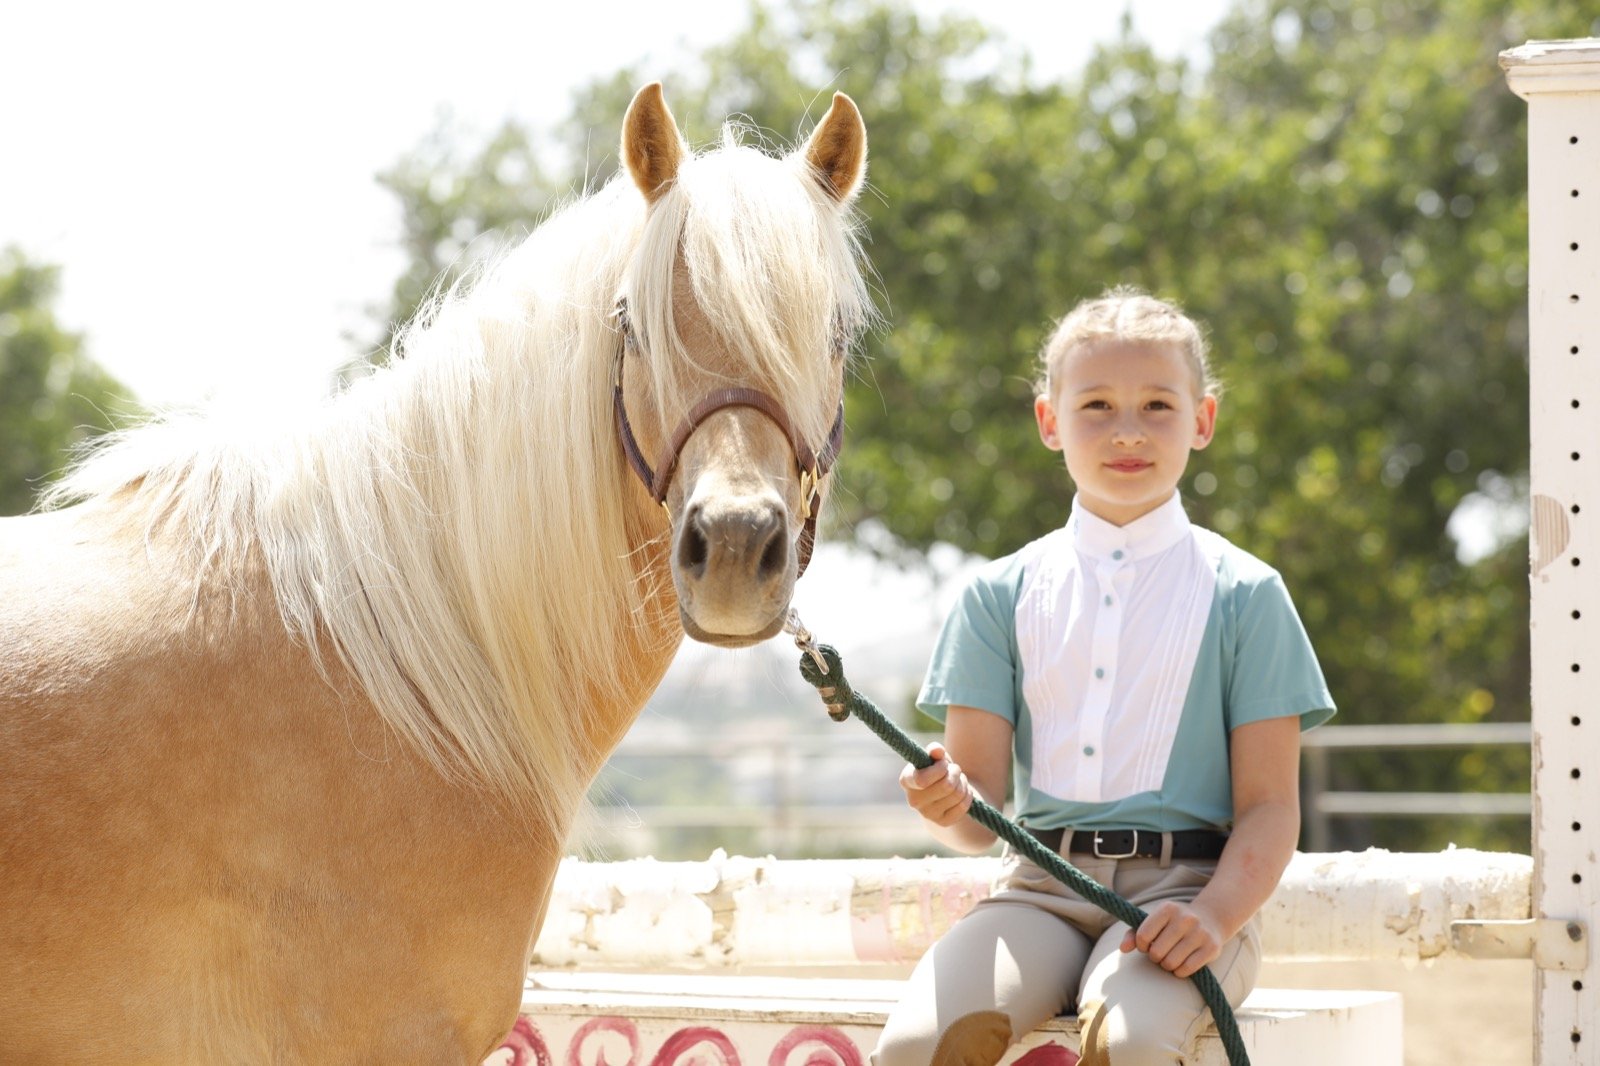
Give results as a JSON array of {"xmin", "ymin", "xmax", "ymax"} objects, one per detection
[{"xmin": 1075, "ymin": 549, "xmax": 1130, "ymax": 802}]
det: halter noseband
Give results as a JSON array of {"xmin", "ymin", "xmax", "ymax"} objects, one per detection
[{"xmin": 611, "ymin": 341, "xmax": 844, "ymax": 579}]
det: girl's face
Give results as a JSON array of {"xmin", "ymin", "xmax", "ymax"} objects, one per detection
[{"xmin": 1034, "ymin": 341, "xmax": 1217, "ymax": 527}]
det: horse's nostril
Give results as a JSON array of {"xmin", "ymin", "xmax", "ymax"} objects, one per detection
[
  {"xmin": 757, "ymin": 518, "xmax": 789, "ymax": 581},
  {"xmin": 678, "ymin": 508, "xmax": 710, "ymax": 577}
]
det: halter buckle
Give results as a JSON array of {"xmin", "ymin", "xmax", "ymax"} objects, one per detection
[{"xmin": 798, "ymin": 466, "xmax": 821, "ymax": 520}]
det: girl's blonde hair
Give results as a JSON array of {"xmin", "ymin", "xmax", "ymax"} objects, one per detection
[{"xmin": 1035, "ymin": 285, "xmax": 1217, "ymax": 400}]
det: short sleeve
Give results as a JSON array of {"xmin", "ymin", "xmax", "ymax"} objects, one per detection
[
  {"xmin": 1226, "ymin": 571, "xmax": 1336, "ymax": 732},
  {"xmin": 915, "ymin": 561, "xmax": 1022, "ymax": 726}
]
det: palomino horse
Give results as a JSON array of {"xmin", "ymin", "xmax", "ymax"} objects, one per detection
[{"xmin": 0, "ymin": 84, "xmax": 868, "ymax": 1062}]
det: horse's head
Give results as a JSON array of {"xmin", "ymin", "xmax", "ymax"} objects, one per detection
[{"xmin": 613, "ymin": 84, "xmax": 868, "ymax": 648}]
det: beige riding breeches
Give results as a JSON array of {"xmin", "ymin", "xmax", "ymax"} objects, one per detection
[{"xmin": 871, "ymin": 844, "xmax": 1261, "ymax": 1066}]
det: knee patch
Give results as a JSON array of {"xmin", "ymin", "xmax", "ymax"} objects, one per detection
[
  {"xmin": 1077, "ymin": 999, "xmax": 1111, "ymax": 1066},
  {"xmin": 929, "ymin": 1010, "xmax": 1013, "ymax": 1066},
  {"xmin": 1077, "ymin": 997, "xmax": 1190, "ymax": 1066}
]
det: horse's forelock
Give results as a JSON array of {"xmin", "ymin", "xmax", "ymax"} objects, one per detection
[{"xmin": 625, "ymin": 144, "xmax": 869, "ymax": 451}]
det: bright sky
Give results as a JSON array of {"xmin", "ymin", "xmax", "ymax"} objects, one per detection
[{"xmin": 1, "ymin": 0, "xmax": 1230, "ymax": 410}]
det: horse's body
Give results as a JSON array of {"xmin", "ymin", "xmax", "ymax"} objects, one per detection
[
  {"xmin": 0, "ymin": 86, "xmax": 868, "ymax": 1063},
  {"xmin": 1, "ymin": 503, "xmax": 564, "ymax": 1061}
]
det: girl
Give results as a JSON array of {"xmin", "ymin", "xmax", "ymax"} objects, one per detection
[{"xmin": 873, "ymin": 288, "xmax": 1334, "ymax": 1066}]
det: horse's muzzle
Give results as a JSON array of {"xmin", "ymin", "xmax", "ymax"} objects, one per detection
[
  {"xmin": 672, "ymin": 492, "xmax": 796, "ymax": 645},
  {"xmin": 678, "ymin": 608, "xmax": 789, "ymax": 648}
]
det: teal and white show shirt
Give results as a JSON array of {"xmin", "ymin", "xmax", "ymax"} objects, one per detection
[{"xmin": 917, "ymin": 492, "xmax": 1335, "ymax": 833}]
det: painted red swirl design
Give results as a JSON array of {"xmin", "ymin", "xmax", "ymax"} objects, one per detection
[
  {"xmin": 768, "ymin": 1025, "xmax": 864, "ymax": 1066},
  {"xmin": 567, "ymin": 1016, "xmax": 641, "ymax": 1066},
  {"xmin": 648, "ymin": 1026, "xmax": 741, "ymax": 1065}
]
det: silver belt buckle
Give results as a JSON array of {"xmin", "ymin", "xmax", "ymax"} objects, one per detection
[{"xmin": 1092, "ymin": 830, "xmax": 1139, "ymax": 859}]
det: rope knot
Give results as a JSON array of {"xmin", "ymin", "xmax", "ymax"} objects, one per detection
[{"xmin": 797, "ymin": 644, "xmax": 853, "ymax": 721}]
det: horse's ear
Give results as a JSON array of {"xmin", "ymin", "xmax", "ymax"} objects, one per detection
[
  {"xmin": 622, "ymin": 83, "xmax": 687, "ymax": 204},
  {"xmin": 799, "ymin": 92, "xmax": 867, "ymax": 204}
]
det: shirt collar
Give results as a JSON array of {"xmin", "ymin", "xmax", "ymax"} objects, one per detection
[{"xmin": 1068, "ymin": 492, "xmax": 1191, "ymax": 564}]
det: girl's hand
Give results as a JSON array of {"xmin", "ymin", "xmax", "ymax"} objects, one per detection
[
  {"xmin": 1121, "ymin": 900, "xmax": 1224, "ymax": 978},
  {"xmin": 898, "ymin": 741, "xmax": 975, "ymax": 827}
]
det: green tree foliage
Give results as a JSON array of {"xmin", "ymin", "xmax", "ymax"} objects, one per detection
[
  {"xmin": 0, "ymin": 249, "xmax": 127, "ymax": 517},
  {"xmin": 375, "ymin": 0, "xmax": 1600, "ymax": 851}
]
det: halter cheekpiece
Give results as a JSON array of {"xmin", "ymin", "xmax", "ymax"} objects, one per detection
[{"xmin": 611, "ymin": 300, "xmax": 844, "ymax": 577}]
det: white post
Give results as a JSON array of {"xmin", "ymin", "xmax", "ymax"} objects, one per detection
[{"xmin": 1503, "ymin": 38, "xmax": 1600, "ymax": 1066}]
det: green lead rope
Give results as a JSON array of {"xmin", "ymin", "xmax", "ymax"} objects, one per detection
[{"xmin": 795, "ymin": 642, "xmax": 1250, "ymax": 1066}]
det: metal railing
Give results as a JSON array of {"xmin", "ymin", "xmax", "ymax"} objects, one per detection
[{"xmin": 1299, "ymin": 720, "xmax": 1531, "ymax": 851}]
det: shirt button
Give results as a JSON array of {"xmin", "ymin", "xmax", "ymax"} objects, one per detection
[
  {"xmin": 1112, "ymin": 550, "xmax": 1125, "ymax": 560},
  {"xmin": 1104, "ymin": 594, "xmax": 1113, "ymax": 606},
  {"xmin": 1094, "ymin": 668, "xmax": 1105, "ymax": 679},
  {"xmin": 1083, "ymin": 746, "xmax": 1096, "ymax": 756}
]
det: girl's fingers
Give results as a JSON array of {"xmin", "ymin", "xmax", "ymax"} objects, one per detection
[
  {"xmin": 898, "ymin": 742, "xmax": 977, "ymax": 824},
  {"xmin": 1171, "ymin": 944, "xmax": 1212, "ymax": 978},
  {"xmin": 1146, "ymin": 919, "xmax": 1189, "ymax": 963},
  {"xmin": 913, "ymin": 773, "xmax": 974, "ymax": 824},
  {"xmin": 1131, "ymin": 906, "xmax": 1170, "ymax": 952},
  {"xmin": 903, "ymin": 750, "xmax": 957, "ymax": 789},
  {"xmin": 922, "ymin": 781, "xmax": 970, "ymax": 820},
  {"xmin": 1128, "ymin": 906, "xmax": 1221, "ymax": 974},
  {"xmin": 1163, "ymin": 934, "xmax": 1216, "ymax": 976},
  {"xmin": 932, "ymin": 792, "xmax": 973, "ymax": 826},
  {"xmin": 900, "ymin": 760, "xmax": 946, "ymax": 793}
]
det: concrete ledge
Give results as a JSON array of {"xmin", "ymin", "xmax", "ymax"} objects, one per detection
[
  {"xmin": 501, "ymin": 972, "xmax": 1402, "ymax": 1066},
  {"xmin": 532, "ymin": 849, "xmax": 1531, "ymax": 970}
]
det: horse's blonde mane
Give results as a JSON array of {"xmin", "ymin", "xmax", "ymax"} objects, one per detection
[{"xmin": 42, "ymin": 130, "xmax": 869, "ymax": 834}]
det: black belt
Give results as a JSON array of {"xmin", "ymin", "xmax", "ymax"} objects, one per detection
[{"xmin": 1024, "ymin": 826, "xmax": 1229, "ymax": 860}]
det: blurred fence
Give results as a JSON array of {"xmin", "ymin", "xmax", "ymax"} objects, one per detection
[
  {"xmin": 583, "ymin": 722, "xmax": 1532, "ymax": 860},
  {"xmin": 1300, "ymin": 721, "xmax": 1531, "ymax": 851}
]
